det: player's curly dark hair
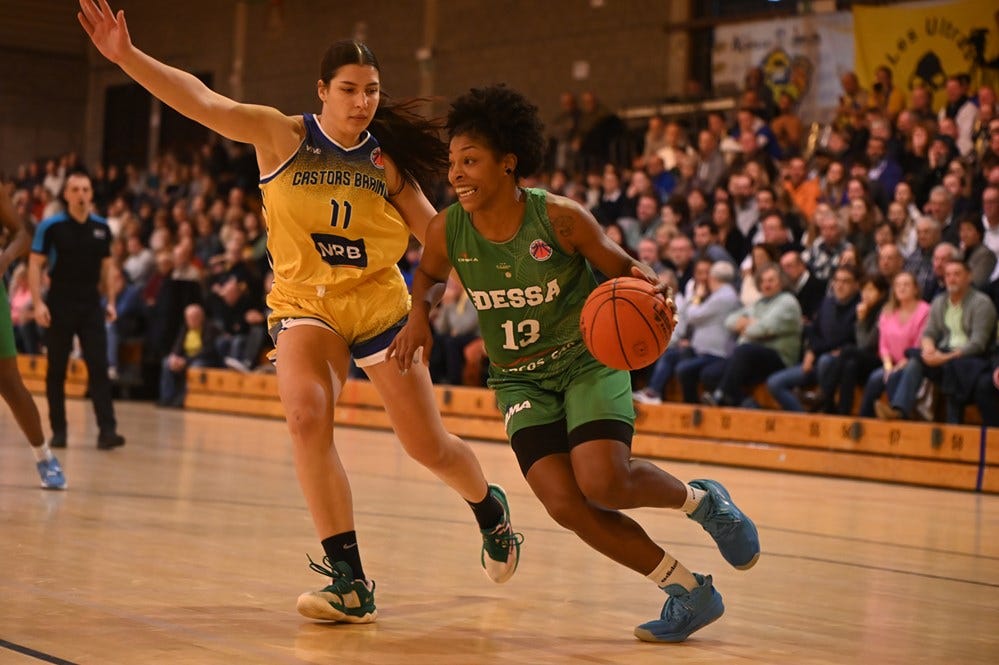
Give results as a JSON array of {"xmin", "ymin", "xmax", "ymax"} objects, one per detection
[{"xmin": 447, "ymin": 85, "xmax": 545, "ymax": 179}]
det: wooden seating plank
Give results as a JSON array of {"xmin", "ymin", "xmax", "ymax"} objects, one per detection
[
  {"xmin": 632, "ymin": 433, "xmax": 981, "ymax": 491},
  {"xmin": 635, "ymin": 403, "xmax": 986, "ymax": 463},
  {"xmin": 433, "ymin": 385, "xmax": 501, "ymax": 419},
  {"xmin": 22, "ymin": 377, "xmax": 87, "ymax": 398},
  {"xmin": 980, "ymin": 464, "xmax": 998, "ymax": 493},
  {"xmin": 20, "ymin": 354, "xmax": 88, "ymax": 398},
  {"xmin": 173, "ymin": 367, "xmax": 995, "ymax": 493},
  {"xmin": 184, "ymin": 394, "xmax": 287, "ymax": 419}
]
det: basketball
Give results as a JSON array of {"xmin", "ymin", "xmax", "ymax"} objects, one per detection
[{"xmin": 579, "ymin": 277, "xmax": 674, "ymax": 371}]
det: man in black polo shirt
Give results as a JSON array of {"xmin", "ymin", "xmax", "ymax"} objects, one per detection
[{"xmin": 28, "ymin": 172, "xmax": 125, "ymax": 449}]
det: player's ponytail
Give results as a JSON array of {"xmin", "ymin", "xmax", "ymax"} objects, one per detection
[{"xmin": 370, "ymin": 97, "xmax": 448, "ymax": 197}]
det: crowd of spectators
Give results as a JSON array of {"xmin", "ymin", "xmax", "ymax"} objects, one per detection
[
  {"xmin": 2, "ymin": 64, "xmax": 998, "ymax": 424},
  {"xmin": 3, "ymin": 140, "xmax": 271, "ymax": 406},
  {"xmin": 547, "ymin": 67, "xmax": 998, "ymax": 426}
]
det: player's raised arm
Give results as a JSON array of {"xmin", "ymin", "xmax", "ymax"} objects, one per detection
[{"xmin": 78, "ymin": 0, "xmax": 299, "ymax": 162}]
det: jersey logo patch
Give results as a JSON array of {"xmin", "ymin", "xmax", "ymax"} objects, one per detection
[
  {"xmin": 529, "ymin": 239, "xmax": 552, "ymax": 261},
  {"xmin": 311, "ymin": 233, "xmax": 368, "ymax": 268},
  {"xmin": 503, "ymin": 400, "xmax": 532, "ymax": 427},
  {"xmin": 370, "ymin": 147, "xmax": 384, "ymax": 169}
]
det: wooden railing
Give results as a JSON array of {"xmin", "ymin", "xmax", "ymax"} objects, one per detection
[
  {"xmin": 17, "ymin": 354, "xmax": 88, "ymax": 398},
  {"xmin": 17, "ymin": 354, "xmax": 993, "ymax": 493},
  {"xmin": 182, "ymin": 368, "xmax": 997, "ymax": 494}
]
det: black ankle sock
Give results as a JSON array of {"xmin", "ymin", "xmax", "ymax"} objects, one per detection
[
  {"xmin": 467, "ymin": 488, "xmax": 504, "ymax": 530},
  {"xmin": 321, "ymin": 531, "xmax": 365, "ymax": 581}
]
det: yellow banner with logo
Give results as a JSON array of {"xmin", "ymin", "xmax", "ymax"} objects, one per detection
[{"xmin": 854, "ymin": 0, "xmax": 998, "ymax": 109}]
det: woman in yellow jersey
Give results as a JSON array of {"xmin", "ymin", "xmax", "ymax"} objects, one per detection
[{"xmin": 79, "ymin": 0, "xmax": 520, "ymax": 623}]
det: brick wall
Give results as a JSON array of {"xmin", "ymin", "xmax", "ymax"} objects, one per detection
[{"xmin": 1, "ymin": 0, "xmax": 682, "ymax": 174}]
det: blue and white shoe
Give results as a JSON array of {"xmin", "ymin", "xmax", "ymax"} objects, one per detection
[
  {"xmin": 634, "ymin": 573, "xmax": 724, "ymax": 643},
  {"xmin": 36, "ymin": 457, "xmax": 67, "ymax": 490},
  {"xmin": 688, "ymin": 479, "xmax": 760, "ymax": 570}
]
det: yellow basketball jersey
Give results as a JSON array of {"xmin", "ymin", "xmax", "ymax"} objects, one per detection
[{"xmin": 259, "ymin": 114, "xmax": 409, "ymax": 298}]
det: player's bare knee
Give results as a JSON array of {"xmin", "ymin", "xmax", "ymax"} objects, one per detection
[
  {"xmin": 400, "ymin": 435, "xmax": 450, "ymax": 470},
  {"xmin": 577, "ymin": 472, "xmax": 632, "ymax": 510},
  {"xmin": 284, "ymin": 401, "xmax": 329, "ymax": 444},
  {"xmin": 0, "ymin": 371, "xmax": 26, "ymax": 399},
  {"xmin": 542, "ymin": 494, "xmax": 587, "ymax": 531}
]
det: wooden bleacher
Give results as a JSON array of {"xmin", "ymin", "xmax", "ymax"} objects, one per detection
[
  {"xmin": 183, "ymin": 368, "xmax": 997, "ymax": 494},
  {"xmin": 18, "ymin": 354, "xmax": 88, "ymax": 398},
  {"xmin": 17, "ymin": 354, "xmax": 993, "ymax": 494}
]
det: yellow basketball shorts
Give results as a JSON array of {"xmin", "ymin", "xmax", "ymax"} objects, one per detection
[{"xmin": 267, "ymin": 270, "xmax": 411, "ymax": 367}]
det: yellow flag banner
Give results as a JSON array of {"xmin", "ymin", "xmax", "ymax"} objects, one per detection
[{"xmin": 854, "ymin": 0, "xmax": 999, "ymax": 109}]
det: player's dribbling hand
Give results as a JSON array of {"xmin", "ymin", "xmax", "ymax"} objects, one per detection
[
  {"xmin": 628, "ymin": 265, "xmax": 677, "ymax": 321},
  {"xmin": 386, "ymin": 316, "xmax": 434, "ymax": 374},
  {"xmin": 78, "ymin": 0, "xmax": 132, "ymax": 64},
  {"xmin": 629, "ymin": 264, "xmax": 669, "ymax": 296}
]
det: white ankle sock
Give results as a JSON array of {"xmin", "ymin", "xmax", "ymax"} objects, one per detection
[
  {"xmin": 646, "ymin": 552, "xmax": 698, "ymax": 592},
  {"xmin": 31, "ymin": 442, "xmax": 54, "ymax": 463},
  {"xmin": 680, "ymin": 484, "xmax": 707, "ymax": 515}
]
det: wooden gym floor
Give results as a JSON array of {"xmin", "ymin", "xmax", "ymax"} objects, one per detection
[{"xmin": 1, "ymin": 399, "xmax": 997, "ymax": 664}]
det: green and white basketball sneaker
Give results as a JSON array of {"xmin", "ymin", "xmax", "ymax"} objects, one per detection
[
  {"xmin": 296, "ymin": 556, "xmax": 376, "ymax": 623},
  {"xmin": 480, "ymin": 484, "xmax": 523, "ymax": 583}
]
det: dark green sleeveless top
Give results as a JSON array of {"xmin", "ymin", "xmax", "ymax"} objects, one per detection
[{"xmin": 444, "ymin": 188, "xmax": 596, "ymax": 380}]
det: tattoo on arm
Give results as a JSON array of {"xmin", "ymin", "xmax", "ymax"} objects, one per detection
[{"xmin": 551, "ymin": 213, "xmax": 575, "ymax": 238}]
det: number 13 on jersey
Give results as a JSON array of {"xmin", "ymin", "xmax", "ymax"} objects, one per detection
[{"xmin": 501, "ymin": 319, "xmax": 540, "ymax": 350}]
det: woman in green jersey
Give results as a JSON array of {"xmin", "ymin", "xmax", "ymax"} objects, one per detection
[{"xmin": 389, "ymin": 85, "xmax": 760, "ymax": 643}]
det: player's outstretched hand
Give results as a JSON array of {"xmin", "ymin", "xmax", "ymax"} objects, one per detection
[
  {"xmin": 386, "ymin": 315, "xmax": 434, "ymax": 374},
  {"xmin": 78, "ymin": 0, "xmax": 132, "ymax": 64}
]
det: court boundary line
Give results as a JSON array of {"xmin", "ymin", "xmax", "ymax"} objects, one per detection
[{"xmin": 0, "ymin": 639, "xmax": 79, "ymax": 665}]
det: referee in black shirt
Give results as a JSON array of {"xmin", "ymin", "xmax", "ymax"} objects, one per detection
[{"xmin": 28, "ymin": 172, "xmax": 125, "ymax": 449}]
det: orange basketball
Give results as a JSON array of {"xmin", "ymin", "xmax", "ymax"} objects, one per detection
[{"xmin": 579, "ymin": 277, "xmax": 674, "ymax": 371}]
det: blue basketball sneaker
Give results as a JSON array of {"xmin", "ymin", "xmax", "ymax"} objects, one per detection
[
  {"xmin": 36, "ymin": 457, "xmax": 67, "ymax": 490},
  {"xmin": 634, "ymin": 573, "xmax": 724, "ymax": 643},
  {"xmin": 688, "ymin": 479, "xmax": 760, "ymax": 570}
]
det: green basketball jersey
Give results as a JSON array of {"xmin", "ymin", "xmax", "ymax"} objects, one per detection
[{"xmin": 444, "ymin": 187, "xmax": 596, "ymax": 380}]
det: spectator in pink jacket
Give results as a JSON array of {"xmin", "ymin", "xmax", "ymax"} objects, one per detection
[{"xmin": 858, "ymin": 271, "xmax": 930, "ymax": 417}]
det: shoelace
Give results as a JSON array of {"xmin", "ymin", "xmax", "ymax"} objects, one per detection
[
  {"xmin": 485, "ymin": 522, "xmax": 525, "ymax": 550},
  {"xmin": 700, "ymin": 501, "xmax": 738, "ymax": 534},
  {"xmin": 306, "ymin": 554, "xmax": 355, "ymax": 594},
  {"xmin": 663, "ymin": 587, "xmax": 698, "ymax": 621}
]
